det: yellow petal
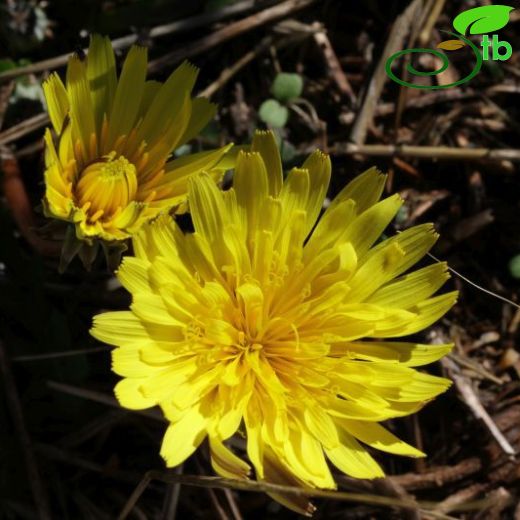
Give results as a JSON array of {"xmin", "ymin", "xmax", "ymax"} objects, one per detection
[
  {"xmin": 279, "ymin": 167, "xmax": 309, "ymax": 227},
  {"xmin": 214, "ymin": 144, "xmax": 249, "ymax": 171},
  {"xmin": 329, "ymin": 166, "xmax": 386, "ymax": 215},
  {"xmin": 234, "ymin": 151, "xmax": 269, "ymax": 243},
  {"xmin": 209, "ymin": 437, "xmax": 251, "ymax": 479},
  {"xmin": 114, "ymin": 378, "xmax": 157, "ymax": 409},
  {"xmin": 244, "ymin": 394, "xmax": 265, "ymax": 477},
  {"xmin": 91, "ymin": 311, "xmax": 151, "ymax": 345},
  {"xmin": 344, "ymin": 194, "xmax": 403, "ymax": 259},
  {"xmin": 179, "ymin": 97, "xmax": 216, "ymax": 145},
  {"xmin": 138, "ymin": 80, "xmax": 161, "ymax": 117},
  {"xmin": 326, "ymin": 394, "xmax": 388, "ymax": 420},
  {"xmin": 160, "ymin": 406, "xmax": 208, "ymax": 467},
  {"xmin": 303, "ymin": 405, "xmax": 339, "ymax": 449},
  {"xmin": 283, "ymin": 428, "xmax": 335, "ymax": 488},
  {"xmin": 87, "ymin": 34, "xmax": 117, "ymax": 133},
  {"xmin": 304, "ymin": 199, "xmax": 356, "ymax": 260},
  {"xmin": 263, "ymin": 446, "xmax": 316, "ymax": 516},
  {"xmin": 107, "ymin": 45, "xmax": 148, "ymax": 147},
  {"xmin": 91, "ymin": 310, "xmax": 184, "ymax": 346},
  {"xmin": 58, "ymin": 120, "xmax": 74, "ymax": 164},
  {"xmin": 43, "ymin": 72, "xmax": 69, "ymax": 134},
  {"xmin": 347, "ymin": 224, "xmax": 438, "ymax": 302},
  {"xmin": 117, "ymin": 256, "xmax": 152, "ymax": 293},
  {"xmin": 66, "ymin": 55, "xmax": 96, "ymax": 158},
  {"xmin": 188, "ymin": 173, "xmax": 227, "ymax": 245},
  {"xmin": 111, "ymin": 201, "xmax": 145, "ymax": 231},
  {"xmin": 237, "ymin": 282, "xmax": 264, "ymax": 336},
  {"xmin": 144, "ymin": 144, "xmax": 232, "ymax": 201},
  {"xmin": 375, "ymin": 291, "xmax": 458, "ymax": 338},
  {"xmin": 301, "ymin": 150, "xmax": 331, "ymax": 236},
  {"xmin": 251, "ymin": 130, "xmax": 283, "ymax": 196},
  {"xmin": 337, "ymin": 419, "xmax": 425, "ymax": 457},
  {"xmin": 137, "ymin": 60, "xmax": 198, "ymax": 147},
  {"xmin": 325, "ymin": 429, "xmax": 384, "ymax": 479},
  {"xmin": 142, "ymin": 93, "xmax": 192, "ymax": 170},
  {"xmin": 162, "ymin": 144, "xmax": 232, "ymax": 183},
  {"xmin": 337, "ymin": 341, "xmax": 453, "ymax": 367},
  {"xmin": 371, "ymin": 368, "xmax": 452, "ymax": 402},
  {"xmin": 131, "ymin": 293, "xmax": 179, "ymax": 326},
  {"xmin": 112, "ymin": 345, "xmax": 157, "ymax": 378},
  {"xmin": 43, "ymin": 131, "xmax": 71, "ymax": 199},
  {"xmin": 368, "ymin": 262, "xmax": 450, "ymax": 309},
  {"xmin": 140, "ymin": 360, "xmax": 198, "ymax": 401}
]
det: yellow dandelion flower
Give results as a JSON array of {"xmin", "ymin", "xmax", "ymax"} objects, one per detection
[
  {"xmin": 91, "ymin": 131, "xmax": 457, "ymax": 515},
  {"xmin": 42, "ymin": 34, "xmax": 232, "ymax": 268}
]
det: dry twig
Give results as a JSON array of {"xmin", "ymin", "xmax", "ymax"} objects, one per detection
[
  {"xmin": 199, "ymin": 21, "xmax": 318, "ymax": 99},
  {"xmin": 444, "ymin": 359, "xmax": 517, "ymax": 457},
  {"xmin": 350, "ymin": 0, "xmax": 425, "ymax": 144},
  {"xmin": 148, "ymin": 0, "xmax": 321, "ymax": 73},
  {"xmin": 331, "ymin": 142, "xmax": 520, "ymax": 162},
  {"xmin": 0, "ymin": 112, "xmax": 49, "ymax": 145},
  {"xmin": 0, "ymin": 340, "xmax": 52, "ymax": 520},
  {"xmin": 46, "ymin": 380, "xmax": 164, "ymax": 422},
  {"xmin": 0, "ymin": 0, "xmax": 265, "ymax": 83},
  {"xmin": 389, "ymin": 458, "xmax": 482, "ymax": 491},
  {"xmin": 1, "ymin": 147, "xmax": 60, "ymax": 256},
  {"xmin": 313, "ymin": 28, "xmax": 356, "ymax": 103}
]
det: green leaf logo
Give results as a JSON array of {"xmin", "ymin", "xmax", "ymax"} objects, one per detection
[
  {"xmin": 437, "ymin": 39, "xmax": 466, "ymax": 51},
  {"xmin": 453, "ymin": 5, "xmax": 514, "ymax": 35}
]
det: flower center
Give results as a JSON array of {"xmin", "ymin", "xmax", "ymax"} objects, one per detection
[{"xmin": 76, "ymin": 153, "xmax": 138, "ymax": 222}]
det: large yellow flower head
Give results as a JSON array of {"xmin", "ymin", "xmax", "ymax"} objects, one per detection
[
  {"xmin": 91, "ymin": 131, "xmax": 456, "ymax": 514},
  {"xmin": 42, "ymin": 35, "xmax": 231, "ymax": 267}
]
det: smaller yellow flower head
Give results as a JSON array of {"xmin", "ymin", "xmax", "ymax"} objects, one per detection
[
  {"xmin": 42, "ymin": 34, "xmax": 231, "ymax": 244},
  {"xmin": 91, "ymin": 131, "xmax": 457, "ymax": 515}
]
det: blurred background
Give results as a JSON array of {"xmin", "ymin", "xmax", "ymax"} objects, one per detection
[{"xmin": 1, "ymin": 0, "xmax": 520, "ymax": 518}]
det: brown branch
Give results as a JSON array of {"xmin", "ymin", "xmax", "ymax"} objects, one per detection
[
  {"xmin": 331, "ymin": 142, "xmax": 520, "ymax": 162},
  {"xmin": 339, "ymin": 85, "xmax": 520, "ymax": 125},
  {"xmin": 313, "ymin": 28, "xmax": 356, "ymax": 103},
  {"xmin": 0, "ymin": 340, "xmax": 52, "ymax": 520},
  {"xmin": 46, "ymin": 380, "xmax": 164, "ymax": 422},
  {"xmin": 12, "ymin": 345, "xmax": 111, "ymax": 362},
  {"xmin": 148, "ymin": 0, "xmax": 321, "ymax": 73},
  {"xmin": 117, "ymin": 472, "xmax": 422, "ymax": 520},
  {"xmin": 0, "ymin": 81, "xmax": 14, "ymax": 130},
  {"xmin": 453, "ymin": 374, "xmax": 516, "ymax": 457},
  {"xmin": 350, "ymin": 0, "xmax": 425, "ymax": 145},
  {"xmin": 389, "ymin": 458, "xmax": 483, "ymax": 491},
  {"xmin": 0, "ymin": 148, "xmax": 61, "ymax": 256},
  {"xmin": 434, "ymin": 484, "xmax": 489, "ymax": 515},
  {"xmin": 118, "ymin": 471, "xmax": 498, "ymax": 520},
  {"xmin": 0, "ymin": 0, "xmax": 265, "ymax": 83},
  {"xmin": 0, "ymin": 112, "xmax": 49, "ymax": 145},
  {"xmin": 199, "ymin": 35, "xmax": 274, "ymax": 98},
  {"xmin": 199, "ymin": 21, "xmax": 318, "ymax": 99}
]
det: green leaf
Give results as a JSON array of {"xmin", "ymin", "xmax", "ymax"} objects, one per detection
[
  {"xmin": 59, "ymin": 225, "xmax": 83, "ymax": 273},
  {"xmin": 259, "ymin": 99, "xmax": 289, "ymax": 128},
  {"xmin": 509, "ymin": 254, "xmax": 520, "ymax": 279},
  {"xmin": 0, "ymin": 59, "xmax": 16, "ymax": 74},
  {"xmin": 102, "ymin": 240, "xmax": 128, "ymax": 272},
  {"xmin": 271, "ymin": 72, "xmax": 303, "ymax": 102},
  {"xmin": 453, "ymin": 5, "xmax": 514, "ymax": 35}
]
